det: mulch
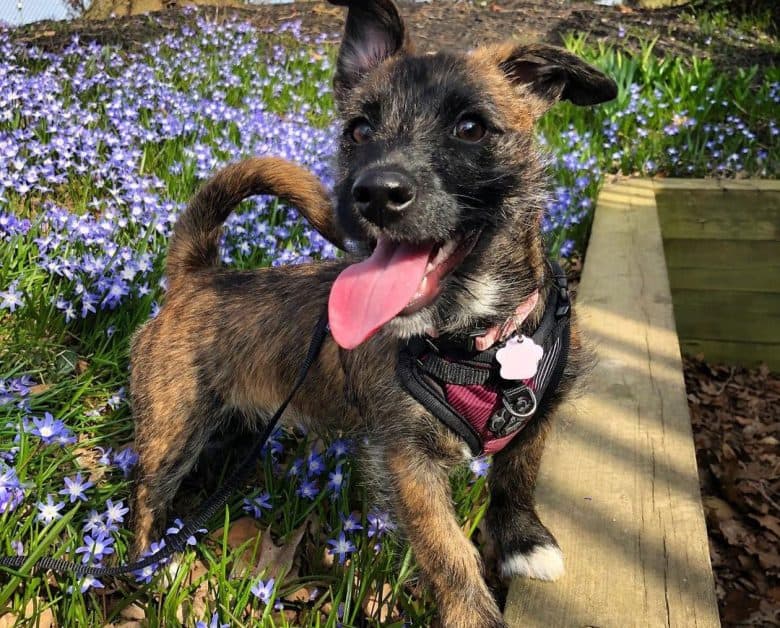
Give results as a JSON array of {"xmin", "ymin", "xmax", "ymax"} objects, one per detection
[
  {"xmin": 8, "ymin": 1, "xmax": 779, "ymax": 76},
  {"xmin": 685, "ymin": 356, "xmax": 780, "ymax": 626}
]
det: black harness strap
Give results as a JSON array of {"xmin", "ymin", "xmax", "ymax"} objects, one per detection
[{"xmin": 0, "ymin": 314, "xmax": 330, "ymax": 579}]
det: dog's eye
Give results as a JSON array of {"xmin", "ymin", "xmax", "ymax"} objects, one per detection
[
  {"xmin": 454, "ymin": 117, "xmax": 487, "ymax": 143},
  {"xmin": 348, "ymin": 119, "xmax": 375, "ymax": 144}
]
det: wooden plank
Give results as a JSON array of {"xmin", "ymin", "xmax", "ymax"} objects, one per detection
[
  {"xmin": 681, "ymin": 339, "xmax": 780, "ymax": 370},
  {"xmin": 664, "ymin": 238, "xmax": 780, "ymax": 293},
  {"xmin": 671, "ymin": 289, "xmax": 780, "ymax": 344},
  {"xmin": 652, "ymin": 179, "xmax": 780, "ymax": 192},
  {"xmin": 655, "ymin": 189, "xmax": 780, "ymax": 241},
  {"xmin": 505, "ymin": 182, "xmax": 719, "ymax": 627}
]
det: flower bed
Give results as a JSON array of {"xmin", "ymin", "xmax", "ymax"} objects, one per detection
[{"xmin": 0, "ymin": 9, "xmax": 777, "ymax": 626}]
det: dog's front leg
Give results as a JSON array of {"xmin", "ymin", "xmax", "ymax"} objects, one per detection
[
  {"xmin": 387, "ymin": 446, "xmax": 506, "ymax": 628},
  {"xmin": 486, "ymin": 419, "xmax": 564, "ymax": 582}
]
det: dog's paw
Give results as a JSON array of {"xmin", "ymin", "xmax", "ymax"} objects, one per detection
[{"xmin": 499, "ymin": 544, "xmax": 565, "ymax": 581}]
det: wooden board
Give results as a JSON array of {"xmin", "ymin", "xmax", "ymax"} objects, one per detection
[
  {"xmin": 671, "ymin": 289, "xmax": 780, "ymax": 344},
  {"xmin": 681, "ymin": 338, "xmax": 780, "ymax": 371},
  {"xmin": 655, "ymin": 189, "xmax": 780, "ymax": 241},
  {"xmin": 504, "ymin": 181, "xmax": 719, "ymax": 627},
  {"xmin": 663, "ymin": 239, "xmax": 780, "ymax": 294}
]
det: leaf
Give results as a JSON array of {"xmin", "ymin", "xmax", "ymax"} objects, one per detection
[{"xmin": 253, "ymin": 518, "xmax": 309, "ymax": 581}]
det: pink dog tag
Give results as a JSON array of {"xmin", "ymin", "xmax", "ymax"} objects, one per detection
[{"xmin": 496, "ymin": 335, "xmax": 543, "ymax": 380}]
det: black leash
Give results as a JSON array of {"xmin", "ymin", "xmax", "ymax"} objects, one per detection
[{"xmin": 0, "ymin": 314, "xmax": 330, "ymax": 579}]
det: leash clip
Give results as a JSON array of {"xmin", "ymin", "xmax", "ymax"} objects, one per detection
[{"xmin": 488, "ymin": 386, "xmax": 537, "ymax": 437}]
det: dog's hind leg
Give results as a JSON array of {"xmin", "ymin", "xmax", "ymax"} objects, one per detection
[
  {"xmin": 386, "ymin": 446, "xmax": 506, "ymax": 628},
  {"xmin": 129, "ymin": 394, "xmax": 222, "ymax": 558},
  {"xmin": 486, "ymin": 419, "xmax": 564, "ymax": 582}
]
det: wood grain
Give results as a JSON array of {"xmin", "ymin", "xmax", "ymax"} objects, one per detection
[{"xmin": 504, "ymin": 180, "xmax": 720, "ymax": 627}]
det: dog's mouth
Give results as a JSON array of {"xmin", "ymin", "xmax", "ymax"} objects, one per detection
[{"xmin": 328, "ymin": 230, "xmax": 481, "ymax": 349}]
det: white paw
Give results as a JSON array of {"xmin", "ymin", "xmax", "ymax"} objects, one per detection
[{"xmin": 499, "ymin": 544, "xmax": 565, "ymax": 581}]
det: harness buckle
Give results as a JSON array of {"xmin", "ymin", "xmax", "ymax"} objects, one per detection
[{"xmin": 488, "ymin": 386, "xmax": 537, "ymax": 437}]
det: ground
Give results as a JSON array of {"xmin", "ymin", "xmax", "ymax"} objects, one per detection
[{"xmin": 9, "ymin": 1, "xmax": 779, "ymax": 77}]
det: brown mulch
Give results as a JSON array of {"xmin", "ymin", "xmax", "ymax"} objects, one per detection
[
  {"xmin": 8, "ymin": 1, "xmax": 779, "ymax": 77},
  {"xmin": 684, "ymin": 356, "xmax": 780, "ymax": 627}
]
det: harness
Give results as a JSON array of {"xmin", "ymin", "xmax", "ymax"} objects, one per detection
[{"xmin": 397, "ymin": 262, "xmax": 571, "ymax": 456}]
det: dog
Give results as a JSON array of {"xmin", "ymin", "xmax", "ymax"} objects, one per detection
[{"xmin": 129, "ymin": 1, "xmax": 616, "ymax": 625}]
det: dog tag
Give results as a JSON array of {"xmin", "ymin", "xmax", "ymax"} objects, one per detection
[{"xmin": 496, "ymin": 335, "xmax": 543, "ymax": 380}]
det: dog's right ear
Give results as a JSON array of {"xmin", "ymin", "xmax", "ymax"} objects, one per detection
[{"xmin": 328, "ymin": 0, "xmax": 409, "ymax": 103}]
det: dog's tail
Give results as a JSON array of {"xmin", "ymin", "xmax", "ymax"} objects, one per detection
[{"xmin": 166, "ymin": 157, "xmax": 345, "ymax": 282}]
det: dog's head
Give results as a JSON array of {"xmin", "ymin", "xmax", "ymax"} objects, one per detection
[{"xmin": 326, "ymin": 0, "xmax": 616, "ymax": 349}]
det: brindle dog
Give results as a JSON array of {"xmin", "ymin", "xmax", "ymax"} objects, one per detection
[{"xmin": 129, "ymin": 1, "xmax": 616, "ymax": 625}]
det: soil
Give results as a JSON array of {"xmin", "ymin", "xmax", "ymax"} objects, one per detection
[
  {"xmin": 8, "ymin": 1, "xmax": 779, "ymax": 77},
  {"xmin": 685, "ymin": 357, "xmax": 780, "ymax": 627}
]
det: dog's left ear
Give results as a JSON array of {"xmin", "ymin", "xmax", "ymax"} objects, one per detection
[
  {"xmin": 488, "ymin": 43, "xmax": 617, "ymax": 112},
  {"xmin": 328, "ymin": 0, "xmax": 410, "ymax": 101}
]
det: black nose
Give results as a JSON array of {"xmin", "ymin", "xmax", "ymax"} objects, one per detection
[{"xmin": 351, "ymin": 169, "xmax": 416, "ymax": 227}]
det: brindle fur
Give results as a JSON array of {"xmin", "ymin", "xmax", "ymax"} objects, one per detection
[{"xmin": 130, "ymin": 2, "xmax": 615, "ymax": 625}]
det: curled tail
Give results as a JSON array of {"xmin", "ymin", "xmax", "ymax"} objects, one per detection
[{"xmin": 166, "ymin": 156, "xmax": 345, "ymax": 282}]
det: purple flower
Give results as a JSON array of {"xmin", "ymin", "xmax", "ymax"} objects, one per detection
[
  {"xmin": 59, "ymin": 473, "xmax": 93, "ymax": 503},
  {"xmin": 469, "ymin": 456, "xmax": 491, "ymax": 479},
  {"xmin": 37, "ymin": 494, "xmax": 66, "ymax": 524},
  {"xmin": 104, "ymin": 498, "xmax": 129, "ymax": 524},
  {"xmin": 113, "ymin": 447, "xmax": 138, "ymax": 476},
  {"xmin": 96, "ymin": 447, "xmax": 113, "ymax": 466},
  {"xmin": 0, "ymin": 281, "xmax": 24, "ymax": 312},
  {"xmin": 367, "ymin": 510, "xmax": 396, "ymax": 540},
  {"xmin": 250, "ymin": 577, "xmax": 275, "ymax": 604},
  {"xmin": 75, "ymin": 575, "xmax": 104, "ymax": 593},
  {"xmin": 306, "ymin": 450, "xmax": 325, "ymax": 476},
  {"xmin": 0, "ymin": 464, "xmax": 25, "ymax": 515},
  {"xmin": 340, "ymin": 512, "xmax": 363, "ymax": 533},
  {"xmin": 166, "ymin": 517, "xmax": 205, "ymax": 546},
  {"xmin": 242, "ymin": 492, "xmax": 272, "ymax": 519},
  {"xmin": 327, "ymin": 531, "xmax": 357, "ymax": 565},
  {"xmin": 327, "ymin": 438, "xmax": 351, "ymax": 459},
  {"xmin": 75, "ymin": 533, "xmax": 115, "ymax": 564},
  {"xmin": 296, "ymin": 478, "xmax": 319, "ymax": 500},
  {"xmin": 29, "ymin": 413, "xmax": 74, "ymax": 446},
  {"xmin": 327, "ymin": 464, "xmax": 346, "ymax": 494},
  {"xmin": 195, "ymin": 613, "xmax": 229, "ymax": 628}
]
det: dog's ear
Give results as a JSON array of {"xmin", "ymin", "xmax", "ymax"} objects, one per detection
[
  {"xmin": 328, "ymin": 0, "xmax": 409, "ymax": 100},
  {"xmin": 486, "ymin": 43, "xmax": 617, "ymax": 112}
]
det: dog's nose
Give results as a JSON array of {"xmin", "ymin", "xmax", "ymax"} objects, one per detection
[{"xmin": 352, "ymin": 170, "xmax": 416, "ymax": 226}]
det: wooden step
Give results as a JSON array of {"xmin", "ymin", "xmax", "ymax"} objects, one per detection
[{"xmin": 504, "ymin": 179, "xmax": 720, "ymax": 627}]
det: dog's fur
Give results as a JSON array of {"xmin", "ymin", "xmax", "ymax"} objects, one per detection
[{"xmin": 129, "ymin": 2, "xmax": 616, "ymax": 625}]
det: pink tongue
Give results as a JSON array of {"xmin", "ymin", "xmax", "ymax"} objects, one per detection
[{"xmin": 329, "ymin": 237, "xmax": 434, "ymax": 349}]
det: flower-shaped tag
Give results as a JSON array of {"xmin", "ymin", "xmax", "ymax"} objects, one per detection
[{"xmin": 496, "ymin": 335, "xmax": 543, "ymax": 380}]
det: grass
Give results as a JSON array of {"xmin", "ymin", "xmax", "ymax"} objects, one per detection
[{"xmin": 0, "ymin": 8, "xmax": 777, "ymax": 627}]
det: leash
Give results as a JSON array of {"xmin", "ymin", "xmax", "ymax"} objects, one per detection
[{"xmin": 0, "ymin": 314, "xmax": 330, "ymax": 579}]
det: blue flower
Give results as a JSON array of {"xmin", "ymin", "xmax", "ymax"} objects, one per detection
[
  {"xmin": 104, "ymin": 498, "xmax": 129, "ymax": 524},
  {"xmin": 75, "ymin": 533, "xmax": 115, "ymax": 564},
  {"xmin": 59, "ymin": 473, "xmax": 93, "ymax": 503},
  {"xmin": 29, "ymin": 412, "xmax": 74, "ymax": 446},
  {"xmin": 340, "ymin": 512, "xmax": 363, "ymax": 533},
  {"xmin": 296, "ymin": 478, "xmax": 319, "ymax": 500},
  {"xmin": 250, "ymin": 577, "xmax": 275, "ymax": 604},
  {"xmin": 36, "ymin": 494, "xmax": 65, "ymax": 524},
  {"xmin": 113, "ymin": 447, "xmax": 138, "ymax": 476},
  {"xmin": 469, "ymin": 456, "xmax": 491, "ymax": 478},
  {"xmin": 327, "ymin": 532, "xmax": 356, "ymax": 565},
  {"xmin": 327, "ymin": 464, "xmax": 346, "ymax": 494},
  {"xmin": 242, "ymin": 492, "xmax": 272, "ymax": 519}
]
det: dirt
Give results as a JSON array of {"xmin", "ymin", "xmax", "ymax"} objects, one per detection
[
  {"xmin": 7, "ymin": 1, "xmax": 779, "ymax": 77},
  {"xmin": 685, "ymin": 356, "xmax": 780, "ymax": 627}
]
